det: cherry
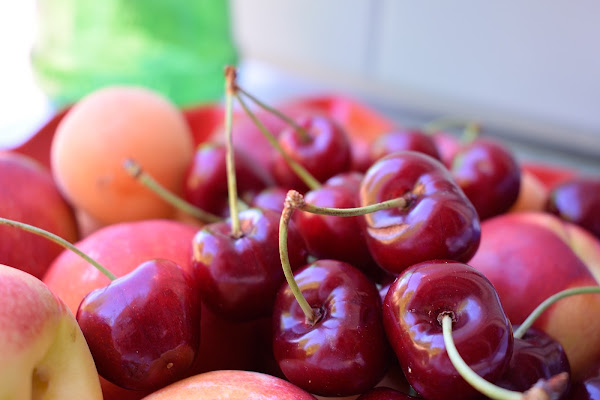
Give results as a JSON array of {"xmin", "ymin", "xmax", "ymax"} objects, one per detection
[
  {"xmin": 356, "ymin": 386, "xmax": 421, "ymax": 400},
  {"xmin": 570, "ymin": 361, "xmax": 600, "ymax": 399},
  {"xmin": 450, "ymin": 138, "xmax": 521, "ymax": 220},
  {"xmin": 545, "ymin": 177, "xmax": 600, "ymax": 239},
  {"xmin": 492, "ymin": 326, "xmax": 570, "ymax": 399},
  {"xmin": 250, "ymin": 186, "xmax": 289, "ymax": 214},
  {"xmin": 293, "ymin": 171, "xmax": 389, "ymax": 282},
  {"xmin": 272, "ymin": 259, "xmax": 390, "ymax": 397},
  {"xmin": 359, "ymin": 151, "xmax": 481, "ymax": 274},
  {"xmin": 270, "ymin": 114, "xmax": 352, "ymax": 192},
  {"xmin": 192, "ymin": 207, "xmax": 308, "ymax": 321},
  {"xmin": 369, "ymin": 129, "xmax": 441, "ymax": 164},
  {"xmin": 183, "ymin": 142, "xmax": 274, "ymax": 217},
  {"xmin": 77, "ymin": 259, "xmax": 202, "ymax": 391},
  {"xmin": 383, "ymin": 260, "xmax": 513, "ymax": 400}
]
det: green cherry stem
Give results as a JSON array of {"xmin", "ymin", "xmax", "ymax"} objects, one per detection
[
  {"xmin": 0, "ymin": 217, "xmax": 116, "ymax": 281},
  {"xmin": 123, "ymin": 159, "xmax": 221, "ymax": 223},
  {"xmin": 514, "ymin": 285, "xmax": 600, "ymax": 339},
  {"xmin": 441, "ymin": 314, "xmax": 569, "ymax": 400},
  {"xmin": 224, "ymin": 66, "xmax": 242, "ymax": 237},
  {"xmin": 235, "ymin": 85, "xmax": 311, "ymax": 142},
  {"xmin": 234, "ymin": 91, "xmax": 321, "ymax": 191}
]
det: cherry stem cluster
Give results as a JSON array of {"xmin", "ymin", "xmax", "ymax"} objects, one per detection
[
  {"xmin": 278, "ymin": 189, "xmax": 408, "ymax": 324},
  {"xmin": 123, "ymin": 159, "xmax": 221, "ymax": 223},
  {"xmin": 0, "ymin": 217, "xmax": 116, "ymax": 281},
  {"xmin": 441, "ymin": 315, "xmax": 569, "ymax": 400}
]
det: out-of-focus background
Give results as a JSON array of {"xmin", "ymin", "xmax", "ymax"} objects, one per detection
[{"xmin": 1, "ymin": 0, "xmax": 599, "ymax": 171}]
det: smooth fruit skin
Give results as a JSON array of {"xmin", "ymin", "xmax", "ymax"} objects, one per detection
[
  {"xmin": 359, "ymin": 151, "xmax": 481, "ymax": 274},
  {"xmin": 294, "ymin": 172, "xmax": 388, "ymax": 282},
  {"xmin": 369, "ymin": 129, "xmax": 441, "ymax": 164},
  {"xmin": 546, "ymin": 177, "xmax": 600, "ymax": 239},
  {"xmin": 383, "ymin": 260, "xmax": 513, "ymax": 400},
  {"xmin": 451, "ymin": 138, "xmax": 521, "ymax": 220},
  {"xmin": 77, "ymin": 259, "xmax": 202, "ymax": 392},
  {"xmin": 192, "ymin": 208, "xmax": 308, "ymax": 321},
  {"xmin": 356, "ymin": 386, "xmax": 420, "ymax": 400},
  {"xmin": 570, "ymin": 362, "xmax": 600, "ymax": 400},
  {"xmin": 271, "ymin": 114, "xmax": 352, "ymax": 192},
  {"xmin": 0, "ymin": 151, "xmax": 79, "ymax": 279},
  {"xmin": 141, "ymin": 370, "xmax": 317, "ymax": 400},
  {"xmin": 0, "ymin": 264, "xmax": 102, "ymax": 399},
  {"xmin": 184, "ymin": 142, "xmax": 274, "ymax": 217},
  {"xmin": 467, "ymin": 211, "xmax": 600, "ymax": 380},
  {"xmin": 272, "ymin": 259, "xmax": 390, "ymax": 397},
  {"xmin": 494, "ymin": 326, "xmax": 570, "ymax": 399}
]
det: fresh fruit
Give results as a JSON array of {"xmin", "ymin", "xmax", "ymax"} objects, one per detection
[
  {"xmin": 359, "ymin": 151, "xmax": 481, "ymax": 274},
  {"xmin": 50, "ymin": 85, "xmax": 194, "ymax": 225},
  {"xmin": 546, "ymin": 177, "xmax": 600, "ymax": 238},
  {"xmin": 468, "ymin": 211, "xmax": 600, "ymax": 380},
  {"xmin": 141, "ymin": 370, "xmax": 317, "ymax": 400},
  {"xmin": 383, "ymin": 260, "xmax": 513, "ymax": 400},
  {"xmin": 272, "ymin": 259, "xmax": 389, "ymax": 396},
  {"xmin": 77, "ymin": 259, "xmax": 202, "ymax": 391},
  {"xmin": 356, "ymin": 387, "xmax": 420, "ymax": 400},
  {"xmin": 369, "ymin": 129, "xmax": 441, "ymax": 164},
  {"xmin": 0, "ymin": 263, "xmax": 102, "ymax": 399},
  {"xmin": 0, "ymin": 151, "xmax": 79, "ymax": 279},
  {"xmin": 450, "ymin": 138, "xmax": 521, "ymax": 220}
]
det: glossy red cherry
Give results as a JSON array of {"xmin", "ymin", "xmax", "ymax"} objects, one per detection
[
  {"xmin": 356, "ymin": 386, "xmax": 420, "ymax": 400},
  {"xmin": 369, "ymin": 129, "xmax": 441, "ymax": 164},
  {"xmin": 192, "ymin": 208, "xmax": 308, "ymax": 321},
  {"xmin": 77, "ymin": 259, "xmax": 202, "ymax": 391},
  {"xmin": 383, "ymin": 260, "xmax": 513, "ymax": 400},
  {"xmin": 450, "ymin": 138, "xmax": 521, "ymax": 220},
  {"xmin": 359, "ymin": 151, "xmax": 481, "ymax": 274},
  {"xmin": 546, "ymin": 177, "xmax": 600, "ymax": 239},
  {"xmin": 293, "ymin": 172, "xmax": 389, "ymax": 282},
  {"xmin": 272, "ymin": 259, "xmax": 390, "ymax": 397},
  {"xmin": 493, "ymin": 326, "xmax": 570, "ymax": 399},
  {"xmin": 184, "ymin": 142, "xmax": 274, "ymax": 217},
  {"xmin": 270, "ymin": 114, "xmax": 352, "ymax": 192},
  {"xmin": 250, "ymin": 186, "xmax": 289, "ymax": 214}
]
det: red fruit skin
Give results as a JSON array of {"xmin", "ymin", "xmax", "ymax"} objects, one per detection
[
  {"xmin": 0, "ymin": 152, "xmax": 79, "ymax": 279},
  {"xmin": 369, "ymin": 129, "xmax": 441, "ymax": 164},
  {"xmin": 451, "ymin": 138, "xmax": 521, "ymax": 220},
  {"xmin": 570, "ymin": 362, "xmax": 600, "ymax": 400},
  {"xmin": 184, "ymin": 142, "xmax": 274, "ymax": 217},
  {"xmin": 250, "ymin": 186, "xmax": 289, "ymax": 214},
  {"xmin": 192, "ymin": 208, "xmax": 308, "ymax": 321},
  {"xmin": 271, "ymin": 114, "xmax": 352, "ymax": 192},
  {"xmin": 356, "ymin": 386, "xmax": 420, "ymax": 400},
  {"xmin": 272, "ymin": 259, "xmax": 390, "ymax": 397},
  {"xmin": 359, "ymin": 151, "xmax": 481, "ymax": 274},
  {"xmin": 294, "ymin": 172, "xmax": 388, "ymax": 282},
  {"xmin": 383, "ymin": 260, "xmax": 513, "ymax": 400},
  {"xmin": 77, "ymin": 259, "xmax": 202, "ymax": 392},
  {"xmin": 546, "ymin": 177, "xmax": 600, "ymax": 239}
]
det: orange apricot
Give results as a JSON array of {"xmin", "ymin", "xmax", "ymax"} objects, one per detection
[{"xmin": 51, "ymin": 86, "xmax": 195, "ymax": 225}]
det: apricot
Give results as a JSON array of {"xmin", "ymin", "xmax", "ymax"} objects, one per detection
[{"xmin": 51, "ymin": 86, "xmax": 194, "ymax": 225}]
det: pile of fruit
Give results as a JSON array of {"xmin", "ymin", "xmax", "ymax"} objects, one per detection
[{"xmin": 1, "ymin": 67, "xmax": 600, "ymax": 400}]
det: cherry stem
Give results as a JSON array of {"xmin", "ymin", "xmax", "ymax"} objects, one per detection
[
  {"xmin": 514, "ymin": 285, "xmax": 600, "ymax": 339},
  {"xmin": 225, "ymin": 65, "xmax": 242, "ymax": 238},
  {"xmin": 123, "ymin": 159, "xmax": 221, "ymax": 223},
  {"xmin": 279, "ymin": 190, "xmax": 319, "ymax": 324},
  {"xmin": 235, "ymin": 85, "xmax": 312, "ymax": 142},
  {"xmin": 442, "ymin": 314, "xmax": 569, "ymax": 400},
  {"xmin": 234, "ymin": 92, "xmax": 321, "ymax": 190},
  {"xmin": 0, "ymin": 217, "xmax": 116, "ymax": 281}
]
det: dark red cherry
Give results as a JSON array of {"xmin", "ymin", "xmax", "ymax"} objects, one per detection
[
  {"xmin": 250, "ymin": 186, "xmax": 289, "ymax": 214},
  {"xmin": 271, "ymin": 114, "xmax": 352, "ymax": 192},
  {"xmin": 184, "ymin": 142, "xmax": 274, "ymax": 217},
  {"xmin": 359, "ymin": 151, "xmax": 481, "ymax": 274},
  {"xmin": 493, "ymin": 326, "xmax": 570, "ymax": 399},
  {"xmin": 546, "ymin": 177, "xmax": 600, "ymax": 239},
  {"xmin": 76, "ymin": 259, "xmax": 202, "ymax": 391},
  {"xmin": 293, "ymin": 172, "xmax": 388, "ymax": 282},
  {"xmin": 356, "ymin": 386, "xmax": 421, "ymax": 400},
  {"xmin": 272, "ymin": 259, "xmax": 390, "ymax": 397},
  {"xmin": 369, "ymin": 129, "xmax": 441, "ymax": 164},
  {"xmin": 570, "ymin": 361, "xmax": 600, "ymax": 400},
  {"xmin": 192, "ymin": 208, "xmax": 308, "ymax": 321},
  {"xmin": 431, "ymin": 130, "xmax": 462, "ymax": 169},
  {"xmin": 383, "ymin": 260, "xmax": 513, "ymax": 400},
  {"xmin": 450, "ymin": 138, "xmax": 521, "ymax": 220}
]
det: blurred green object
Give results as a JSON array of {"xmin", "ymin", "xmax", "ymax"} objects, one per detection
[{"xmin": 31, "ymin": 0, "xmax": 238, "ymax": 108}]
